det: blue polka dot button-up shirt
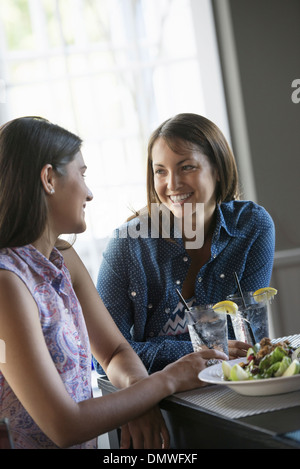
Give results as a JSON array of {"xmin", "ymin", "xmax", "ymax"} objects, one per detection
[{"xmin": 95, "ymin": 200, "xmax": 275, "ymax": 374}]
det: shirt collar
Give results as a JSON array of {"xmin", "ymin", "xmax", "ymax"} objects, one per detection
[
  {"xmin": 214, "ymin": 203, "xmax": 245, "ymax": 238},
  {"xmin": 158, "ymin": 201, "xmax": 246, "ymax": 261},
  {"xmin": 12, "ymin": 244, "xmax": 65, "ymax": 291},
  {"xmin": 162, "ymin": 202, "xmax": 244, "ymax": 245}
]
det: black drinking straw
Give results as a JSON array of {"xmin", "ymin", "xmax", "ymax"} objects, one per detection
[
  {"xmin": 234, "ymin": 272, "xmax": 247, "ymax": 309},
  {"xmin": 233, "ymin": 272, "xmax": 256, "ymax": 344},
  {"xmin": 176, "ymin": 288, "xmax": 190, "ymax": 311}
]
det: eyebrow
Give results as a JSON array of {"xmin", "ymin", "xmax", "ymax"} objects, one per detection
[{"xmin": 153, "ymin": 158, "xmax": 194, "ymax": 167}]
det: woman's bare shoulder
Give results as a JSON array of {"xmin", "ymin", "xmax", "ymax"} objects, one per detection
[
  {"xmin": 59, "ymin": 245, "xmax": 89, "ymax": 288},
  {"xmin": 0, "ymin": 268, "xmax": 30, "ymax": 298}
]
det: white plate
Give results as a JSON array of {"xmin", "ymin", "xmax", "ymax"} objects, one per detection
[{"xmin": 198, "ymin": 357, "xmax": 300, "ymax": 396}]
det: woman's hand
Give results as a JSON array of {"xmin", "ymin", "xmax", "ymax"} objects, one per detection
[
  {"xmin": 228, "ymin": 340, "xmax": 251, "ymax": 359},
  {"xmin": 162, "ymin": 348, "xmax": 228, "ymax": 394},
  {"xmin": 119, "ymin": 406, "xmax": 170, "ymax": 449}
]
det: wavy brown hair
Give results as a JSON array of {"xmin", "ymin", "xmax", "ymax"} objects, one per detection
[{"xmin": 0, "ymin": 116, "xmax": 82, "ymax": 249}]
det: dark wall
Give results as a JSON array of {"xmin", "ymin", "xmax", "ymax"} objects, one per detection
[{"xmin": 214, "ymin": 0, "xmax": 300, "ymax": 251}]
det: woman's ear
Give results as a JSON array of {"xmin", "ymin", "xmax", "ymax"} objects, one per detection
[{"xmin": 40, "ymin": 164, "xmax": 55, "ymax": 195}]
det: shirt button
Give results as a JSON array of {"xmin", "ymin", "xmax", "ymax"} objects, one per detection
[
  {"xmin": 176, "ymin": 279, "xmax": 181, "ymax": 285},
  {"xmin": 148, "ymin": 303, "xmax": 153, "ymax": 309},
  {"xmin": 131, "ymin": 291, "xmax": 137, "ymax": 297},
  {"xmin": 198, "ymin": 277, "xmax": 202, "ymax": 283},
  {"xmin": 220, "ymin": 273, "xmax": 225, "ymax": 279},
  {"xmin": 183, "ymin": 256, "xmax": 188, "ymax": 262},
  {"xmin": 165, "ymin": 307, "xmax": 170, "ymax": 314},
  {"xmin": 64, "ymin": 308, "xmax": 69, "ymax": 313},
  {"xmin": 149, "ymin": 332, "xmax": 154, "ymax": 337}
]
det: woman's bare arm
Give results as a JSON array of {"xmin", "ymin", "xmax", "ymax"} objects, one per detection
[
  {"xmin": 0, "ymin": 269, "xmax": 172, "ymax": 447},
  {"xmin": 0, "ymin": 251, "xmax": 227, "ymax": 448}
]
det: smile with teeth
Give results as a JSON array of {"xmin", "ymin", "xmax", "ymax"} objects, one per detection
[{"xmin": 169, "ymin": 192, "xmax": 193, "ymax": 204}]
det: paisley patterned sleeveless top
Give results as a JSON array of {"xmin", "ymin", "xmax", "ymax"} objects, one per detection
[{"xmin": 0, "ymin": 245, "xmax": 96, "ymax": 449}]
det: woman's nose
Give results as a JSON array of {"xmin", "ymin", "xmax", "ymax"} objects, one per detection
[
  {"xmin": 86, "ymin": 187, "xmax": 93, "ymax": 201},
  {"xmin": 167, "ymin": 171, "xmax": 181, "ymax": 191}
]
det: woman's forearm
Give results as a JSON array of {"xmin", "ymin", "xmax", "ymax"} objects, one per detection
[
  {"xmin": 53, "ymin": 369, "xmax": 174, "ymax": 448},
  {"xmin": 104, "ymin": 342, "xmax": 150, "ymax": 388},
  {"xmin": 62, "ymin": 346, "xmax": 227, "ymax": 448}
]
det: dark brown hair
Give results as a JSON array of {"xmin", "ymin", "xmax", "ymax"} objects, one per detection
[{"xmin": 0, "ymin": 116, "xmax": 82, "ymax": 248}]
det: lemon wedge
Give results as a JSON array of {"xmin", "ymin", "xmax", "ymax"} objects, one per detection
[
  {"xmin": 212, "ymin": 300, "xmax": 238, "ymax": 315},
  {"xmin": 253, "ymin": 287, "xmax": 277, "ymax": 301}
]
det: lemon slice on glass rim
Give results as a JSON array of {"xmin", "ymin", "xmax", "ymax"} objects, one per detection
[
  {"xmin": 253, "ymin": 287, "xmax": 277, "ymax": 301},
  {"xmin": 212, "ymin": 300, "xmax": 238, "ymax": 315}
]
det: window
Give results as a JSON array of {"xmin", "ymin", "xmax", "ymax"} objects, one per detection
[{"xmin": 0, "ymin": 0, "xmax": 228, "ymax": 280}]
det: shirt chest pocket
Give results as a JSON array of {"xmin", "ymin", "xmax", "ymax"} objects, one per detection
[{"xmin": 203, "ymin": 268, "xmax": 239, "ymax": 302}]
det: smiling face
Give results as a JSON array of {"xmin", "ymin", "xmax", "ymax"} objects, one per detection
[
  {"xmin": 48, "ymin": 151, "xmax": 93, "ymax": 237},
  {"xmin": 152, "ymin": 137, "xmax": 219, "ymax": 222}
]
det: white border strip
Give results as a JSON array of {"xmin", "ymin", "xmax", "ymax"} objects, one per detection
[{"xmin": 190, "ymin": 0, "xmax": 231, "ymax": 144}]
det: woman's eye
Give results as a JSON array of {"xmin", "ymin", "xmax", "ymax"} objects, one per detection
[{"xmin": 182, "ymin": 165, "xmax": 195, "ymax": 171}]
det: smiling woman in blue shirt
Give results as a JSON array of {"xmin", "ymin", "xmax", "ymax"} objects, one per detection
[{"xmin": 95, "ymin": 113, "xmax": 275, "ymax": 374}]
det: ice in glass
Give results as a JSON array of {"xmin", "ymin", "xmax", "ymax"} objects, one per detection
[
  {"xmin": 185, "ymin": 305, "xmax": 228, "ymax": 356},
  {"xmin": 227, "ymin": 292, "xmax": 271, "ymax": 344}
]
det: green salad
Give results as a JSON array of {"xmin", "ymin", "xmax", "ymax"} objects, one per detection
[{"xmin": 222, "ymin": 338, "xmax": 300, "ymax": 381}]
